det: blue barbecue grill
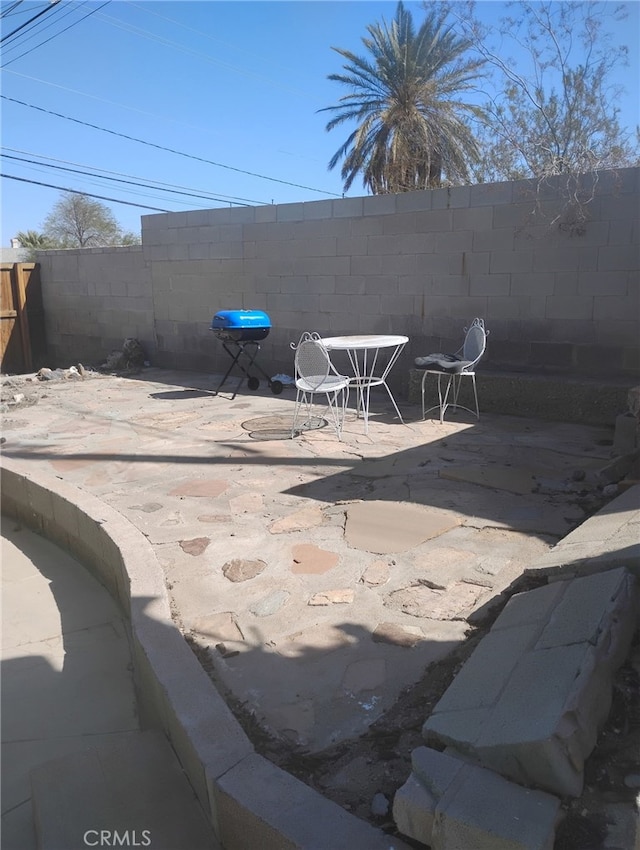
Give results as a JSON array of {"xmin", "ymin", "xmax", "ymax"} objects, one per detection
[{"xmin": 210, "ymin": 310, "xmax": 283, "ymax": 397}]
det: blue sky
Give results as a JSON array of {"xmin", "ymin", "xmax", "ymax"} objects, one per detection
[{"xmin": 1, "ymin": 0, "xmax": 638, "ymax": 243}]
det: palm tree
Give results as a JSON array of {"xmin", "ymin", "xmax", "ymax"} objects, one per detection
[
  {"xmin": 321, "ymin": 2, "xmax": 485, "ymax": 194},
  {"xmin": 15, "ymin": 230, "xmax": 58, "ymax": 250},
  {"xmin": 14, "ymin": 230, "xmax": 59, "ymax": 260}
]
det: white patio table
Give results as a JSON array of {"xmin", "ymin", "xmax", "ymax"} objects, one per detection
[{"xmin": 320, "ymin": 334, "xmax": 408, "ymax": 433}]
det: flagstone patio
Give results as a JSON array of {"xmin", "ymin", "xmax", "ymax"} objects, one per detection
[{"xmin": 0, "ymin": 367, "xmax": 620, "ymax": 751}]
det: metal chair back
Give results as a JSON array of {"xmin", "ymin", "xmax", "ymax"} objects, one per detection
[
  {"xmin": 294, "ymin": 332, "xmax": 333, "ymax": 391},
  {"xmin": 461, "ymin": 318, "xmax": 488, "ymax": 370}
]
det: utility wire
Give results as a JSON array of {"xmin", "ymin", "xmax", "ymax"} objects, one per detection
[
  {"xmin": 1, "ymin": 0, "xmax": 61, "ymax": 44},
  {"xmin": 1, "ymin": 173, "xmax": 172, "ymax": 212},
  {"xmin": 3, "ymin": 147, "xmax": 268, "ymax": 204},
  {"xmin": 1, "ymin": 94, "xmax": 342, "ymax": 196},
  {"xmin": 2, "ymin": 1, "xmax": 77, "ymax": 55},
  {"xmin": 2, "ymin": 151, "xmax": 261, "ymax": 206},
  {"xmin": 2, "ymin": 1, "xmax": 78, "ymax": 51},
  {"xmin": 96, "ymin": 10, "xmax": 314, "ymax": 103},
  {"xmin": 1, "ymin": 1, "xmax": 110, "ymax": 67},
  {"xmin": 1, "ymin": 69, "xmax": 227, "ymax": 139},
  {"xmin": 1, "ymin": 2, "xmax": 25, "ymax": 19}
]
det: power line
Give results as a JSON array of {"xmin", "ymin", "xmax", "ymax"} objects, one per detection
[
  {"xmin": 1, "ymin": 173, "xmax": 172, "ymax": 212},
  {"xmin": 2, "ymin": 150, "xmax": 263, "ymax": 206},
  {"xmin": 2, "ymin": 69, "xmax": 228, "ymax": 139},
  {"xmin": 1, "ymin": 1, "xmax": 111, "ymax": 67},
  {"xmin": 1, "ymin": 2, "xmax": 26, "ymax": 19},
  {"xmin": 1, "ymin": 0, "xmax": 61, "ymax": 44},
  {"xmin": 1, "ymin": 0, "xmax": 77, "ymax": 51},
  {"xmin": 2, "ymin": 1, "xmax": 77, "ymax": 56},
  {"xmin": 3, "ymin": 147, "xmax": 268, "ymax": 203},
  {"xmin": 1, "ymin": 94, "xmax": 342, "ymax": 196},
  {"xmin": 96, "ymin": 10, "xmax": 315, "ymax": 103}
]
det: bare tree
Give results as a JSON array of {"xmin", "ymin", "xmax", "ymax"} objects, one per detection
[{"xmin": 435, "ymin": 0, "xmax": 640, "ymax": 232}]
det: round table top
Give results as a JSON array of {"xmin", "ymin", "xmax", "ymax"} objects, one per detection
[{"xmin": 321, "ymin": 334, "xmax": 409, "ymax": 350}]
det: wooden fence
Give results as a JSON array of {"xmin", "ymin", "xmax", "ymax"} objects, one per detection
[{"xmin": 0, "ymin": 263, "xmax": 47, "ymax": 375}]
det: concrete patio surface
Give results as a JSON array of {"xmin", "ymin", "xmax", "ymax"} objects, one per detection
[
  {"xmin": 0, "ymin": 366, "xmax": 625, "ymax": 758},
  {"xmin": 1, "ymin": 519, "xmax": 139, "ymax": 850}
]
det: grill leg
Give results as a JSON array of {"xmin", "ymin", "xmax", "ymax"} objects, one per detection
[{"xmin": 213, "ymin": 341, "xmax": 262, "ymax": 399}]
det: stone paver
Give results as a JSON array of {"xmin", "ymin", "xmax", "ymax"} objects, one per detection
[
  {"xmin": 0, "ymin": 367, "xmax": 628, "ymax": 752},
  {"xmin": 393, "ymin": 747, "xmax": 561, "ymax": 850}
]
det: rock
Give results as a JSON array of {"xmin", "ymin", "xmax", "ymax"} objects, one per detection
[
  {"xmin": 308, "ymin": 589, "xmax": 354, "ymax": 606},
  {"xmin": 250, "ymin": 590, "xmax": 289, "ymax": 617},
  {"xmin": 627, "ymin": 386, "xmax": 640, "ymax": 419},
  {"xmin": 598, "ymin": 451, "xmax": 639, "ymax": 485},
  {"xmin": 386, "ymin": 581, "xmax": 484, "ymax": 620},
  {"xmin": 371, "ymin": 793, "xmax": 389, "ymax": 817},
  {"xmin": 215, "ymin": 643, "xmax": 239, "ymax": 659},
  {"xmin": 222, "ymin": 558, "xmax": 266, "ymax": 582},
  {"xmin": 100, "ymin": 338, "xmax": 146, "ymax": 373},
  {"xmin": 179, "ymin": 537, "xmax": 210, "ymax": 556},
  {"xmin": 360, "ymin": 560, "xmax": 391, "ymax": 586},
  {"xmin": 345, "ymin": 500, "xmax": 458, "ymax": 555},
  {"xmin": 602, "ymin": 483, "xmax": 620, "ymax": 498},
  {"xmin": 373, "ymin": 622, "xmax": 423, "ymax": 648},
  {"xmin": 291, "ymin": 543, "xmax": 339, "ymax": 574},
  {"xmin": 269, "ymin": 506, "xmax": 324, "ymax": 533}
]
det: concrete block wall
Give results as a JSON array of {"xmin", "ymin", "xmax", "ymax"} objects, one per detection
[
  {"xmin": 37, "ymin": 245, "xmax": 153, "ymax": 368},
  {"xmin": 37, "ymin": 168, "xmax": 639, "ymax": 382}
]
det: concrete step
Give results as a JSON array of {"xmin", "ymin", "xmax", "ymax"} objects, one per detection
[
  {"xmin": 30, "ymin": 730, "xmax": 220, "ymax": 850},
  {"xmin": 408, "ymin": 368, "xmax": 632, "ymax": 425},
  {"xmin": 422, "ymin": 567, "xmax": 639, "ymax": 798}
]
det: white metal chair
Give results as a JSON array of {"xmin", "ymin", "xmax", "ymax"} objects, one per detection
[
  {"xmin": 291, "ymin": 332, "xmax": 351, "ymax": 440},
  {"xmin": 415, "ymin": 318, "xmax": 489, "ymax": 423}
]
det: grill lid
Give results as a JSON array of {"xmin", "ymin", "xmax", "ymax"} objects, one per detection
[{"xmin": 210, "ymin": 310, "xmax": 271, "ymax": 331}]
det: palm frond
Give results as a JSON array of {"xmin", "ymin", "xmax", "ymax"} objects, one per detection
[{"xmin": 321, "ymin": 0, "xmax": 485, "ymax": 193}]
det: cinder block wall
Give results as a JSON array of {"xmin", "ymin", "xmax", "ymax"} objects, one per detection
[
  {"xmin": 38, "ymin": 169, "xmax": 639, "ymax": 382},
  {"xmin": 38, "ymin": 245, "xmax": 153, "ymax": 367}
]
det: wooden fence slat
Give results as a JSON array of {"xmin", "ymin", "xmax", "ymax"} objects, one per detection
[
  {"xmin": 1, "ymin": 262, "xmax": 43, "ymax": 374},
  {"xmin": 14, "ymin": 262, "xmax": 33, "ymax": 372}
]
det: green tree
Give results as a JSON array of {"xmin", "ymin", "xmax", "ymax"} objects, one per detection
[
  {"xmin": 42, "ymin": 193, "xmax": 141, "ymax": 248},
  {"xmin": 321, "ymin": 1, "xmax": 485, "ymax": 194}
]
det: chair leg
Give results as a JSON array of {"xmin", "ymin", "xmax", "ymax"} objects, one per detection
[
  {"xmin": 438, "ymin": 374, "xmax": 454, "ymax": 423},
  {"xmin": 471, "ymin": 373, "xmax": 479, "ymax": 418},
  {"xmin": 325, "ymin": 389, "xmax": 348, "ymax": 440},
  {"xmin": 292, "ymin": 390, "xmax": 302, "ymax": 437}
]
